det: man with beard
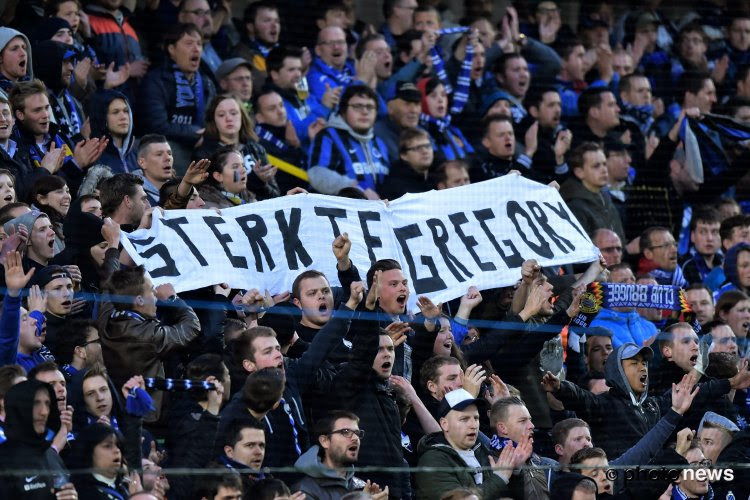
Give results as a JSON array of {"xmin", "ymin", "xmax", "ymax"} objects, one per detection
[
  {"xmin": 294, "ymin": 411, "xmax": 388, "ymax": 498},
  {"xmin": 523, "ymin": 86, "xmax": 572, "ymax": 184},
  {"xmin": 232, "ymin": 1, "xmax": 282, "ymax": 90},
  {"xmin": 99, "ymin": 173, "xmax": 150, "ymax": 230}
]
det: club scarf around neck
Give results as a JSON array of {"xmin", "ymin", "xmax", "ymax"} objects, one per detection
[{"xmin": 172, "ymin": 64, "xmax": 205, "ymax": 124}]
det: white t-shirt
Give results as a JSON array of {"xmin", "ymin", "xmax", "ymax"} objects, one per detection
[{"xmin": 456, "ymin": 448, "xmax": 483, "ymax": 485}]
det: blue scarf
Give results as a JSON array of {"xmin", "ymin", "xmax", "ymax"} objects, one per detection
[
  {"xmin": 420, "ymin": 112, "xmax": 451, "ymax": 133},
  {"xmin": 649, "ymin": 266, "xmax": 687, "ymax": 288},
  {"xmin": 173, "ymin": 65, "xmax": 205, "ymax": 125},
  {"xmin": 248, "ymin": 38, "xmax": 277, "ymax": 59},
  {"xmin": 620, "ymin": 101, "xmax": 654, "ymax": 135},
  {"xmin": 311, "ymin": 57, "xmax": 353, "ymax": 87},
  {"xmin": 429, "ymin": 27, "xmax": 472, "ymax": 115},
  {"xmin": 255, "ymin": 124, "xmax": 288, "ymax": 152}
]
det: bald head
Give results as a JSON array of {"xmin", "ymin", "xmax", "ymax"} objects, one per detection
[
  {"xmin": 593, "ymin": 229, "xmax": 623, "ymax": 266},
  {"xmin": 316, "ymin": 26, "xmax": 348, "ymax": 69}
]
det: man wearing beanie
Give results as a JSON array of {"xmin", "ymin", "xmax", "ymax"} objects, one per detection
[
  {"xmin": 0, "ymin": 27, "xmax": 33, "ymax": 93},
  {"xmin": 28, "ymin": 265, "xmax": 75, "ymax": 355}
]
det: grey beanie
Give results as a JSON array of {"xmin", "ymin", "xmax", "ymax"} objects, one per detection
[
  {"xmin": 0, "ymin": 27, "xmax": 33, "ymax": 80},
  {"xmin": 3, "ymin": 209, "xmax": 47, "ymax": 237}
]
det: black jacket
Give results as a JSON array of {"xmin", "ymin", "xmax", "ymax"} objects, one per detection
[
  {"xmin": 0, "ymin": 380, "xmax": 67, "ymax": 499},
  {"xmin": 86, "ymin": 89, "xmax": 137, "ymax": 174},
  {"xmin": 217, "ymin": 304, "xmax": 354, "ymax": 469},
  {"xmin": 378, "ymin": 159, "xmax": 433, "ymax": 201},
  {"xmin": 166, "ymin": 395, "xmax": 220, "ymax": 499},
  {"xmin": 330, "ymin": 311, "xmax": 406, "ymax": 499},
  {"xmin": 71, "ymin": 474, "xmax": 129, "ymax": 500},
  {"xmin": 0, "ymin": 141, "xmax": 44, "ymax": 200},
  {"xmin": 137, "ymin": 62, "xmax": 216, "ymax": 146}
]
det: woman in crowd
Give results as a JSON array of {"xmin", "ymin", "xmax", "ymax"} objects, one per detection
[
  {"xmin": 417, "ymin": 77, "xmax": 474, "ymax": 163},
  {"xmin": 196, "ymin": 94, "xmax": 280, "ymax": 200},
  {"xmin": 67, "ymin": 423, "xmax": 133, "ymax": 499},
  {"xmin": 198, "ymin": 145, "xmax": 255, "ymax": 208},
  {"xmin": 29, "ymin": 175, "xmax": 71, "ymax": 255}
]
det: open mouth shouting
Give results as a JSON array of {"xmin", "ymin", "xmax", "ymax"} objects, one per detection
[
  {"xmin": 689, "ymin": 354, "xmax": 698, "ymax": 366},
  {"xmin": 638, "ymin": 373, "xmax": 648, "ymax": 389},
  {"xmin": 396, "ymin": 294, "xmax": 407, "ymax": 308}
]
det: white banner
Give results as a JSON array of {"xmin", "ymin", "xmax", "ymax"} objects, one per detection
[{"xmin": 120, "ymin": 176, "xmax": 599, "ymax": 310}]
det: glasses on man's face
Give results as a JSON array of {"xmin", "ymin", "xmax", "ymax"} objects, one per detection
[
  {"xmin": 649, "ymin": 241, "xmax": 677, "ymax": 251},
  {"xmin": 329, "ymin": 428, "xmax": 365, "ymax": 439},
  {"xmin": 349, "ymin": 103, "xmax": 377, "ymax": 113},
  {"xmin": 404, "ymin": 143, "xmax": 432, "ymax": 153},
  {"xmin": 318, "ymin": 39, "xmax": 347, "ymax": 47},
  {"xmin": 689, "ymin": 459, "xmax": 712, "ymax": 467},
  {"xmin": 81, "ymin": 337, "xmax": 101, "ymax": 347}
]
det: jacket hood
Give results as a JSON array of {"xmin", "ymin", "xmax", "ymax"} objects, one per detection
[
  {"xmin": 416, "ymin": 431, "xmax": 469, "ymax": 458},
  {"xmin": 551, "ymin": 472, "xmax": 598, "ymax": 500},
  {"xmin": 723, "ymin": 243, "xmax": 750, "ymax": 290},
  {"xmin": 87, "ymin": 89, "xmax": 133, "ymax": 142},
  {"xmin": 32, "ymin": 40, "xmax": 74, "ymax": 93},
  {"xmin": 604, "ymin": 343, "xmax": 650, "ymax": 406},
  {"xmin": 0, "ymin": 28, "xmax": 33, "ymax": 81},
  {"xmin": 68, "ymin": 366, "xmax": 124, "ymax": 429},
  {"xmin": 31, "ymin": 17, "xmax": 73, "ymax": 44},
  {"xmin": 77, "ymin": 164, "xmax": 114, "ymax": 197},
  {"xmin": 63, "ymin": 197, "xmax": 105, "ymax": 251},
  {"xmin": 4, "ymin": 379, "xmax": 60, "ymax": 448},
  {"xmin": 294, "ymin": 445, "xmax": 356, "ymax": 481},
  {"xmin": 328, "ymin": 113, "xmax": 373, "ymax": 142}
]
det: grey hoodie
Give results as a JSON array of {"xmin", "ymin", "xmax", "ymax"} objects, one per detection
[
  {"xmin": 292, "ymin": 445, "xmax": 366, "ymax": 500},
  {"xmin": 0, "ymin": 28, "xmax": 33, "ymax": 82}
]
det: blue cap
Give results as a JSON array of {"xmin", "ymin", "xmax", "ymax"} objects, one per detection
[
  {"xmin": 698, "ymin": 411, "xmax": 740, "ymax": 435},
  {"xmin": 480, "ymin": 89, "xmax": 514, "ymax": 116}
]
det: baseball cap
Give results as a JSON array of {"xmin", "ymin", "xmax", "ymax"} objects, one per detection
[
  {"xmin": 392, "ymin": 81, "xmax": 421, "ymax": 103},
  {"xmin": 216, "ymin": 57, "xmax": 252, "ymax": 82},
  {"xmin": 636, "ymin": 11, "xmax": 660, "ymax": 30},
  {"xmin": 437, "ymin": 388, "xmax": 488, "ymax": 419},
  {"xmin": 29, "ymin": 265, "xmax": 72, "ymax": 289},
  {"xmin": 620, "ymin": 343, "xmax": 654, "ymax": 362},
  {"xmin": 698, "ymin": 411, "xmax": 740, "ymax": 435}
]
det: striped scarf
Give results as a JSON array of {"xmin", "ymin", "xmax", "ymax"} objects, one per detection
[
  {"xmin": 430, "ymin": 27, "xmax": 473, "ymax": 114},
  {"xmin": 420, "ymin": 112, "xmax": 451, "ymax": 133},
  {"xmin": 255, "ymin": 124, "xmax": 287, "ymax": 152}
]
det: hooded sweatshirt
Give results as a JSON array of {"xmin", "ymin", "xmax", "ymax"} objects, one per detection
[
  {"xmin": 716, "ymin": 242, "xmax": 750, "ymax": 299},
  {"xmin": 553, "ymin": 343, "xmax": 663, "ymax": 459},
  {"xmin": 0, "ymin": 27, "xmax": 33, "ymax": 92},
  {"xmin": 86, "ymin": 89, "xmax": 137, "ymax": 174},
  {"xmin": 560, "ymin": 176, "xmax": 625, "ymax": 243},
  {"xmin": 308, "ymin": 113, "xmax": 390, "ymax": 194},
  {"xmin": 293, "ymin": 445, "xmax": 366, "ymax": 499},
  {"xmin": 32, "ymin": 40, "xmax": 85, "ymax": 140},
  {"xmin": 0, "ymin": 380, "xmax": 67, "ymax": 499},
  {"xmin": 590, "ymin": 307, "xmax": 659, "ymax": 347}
]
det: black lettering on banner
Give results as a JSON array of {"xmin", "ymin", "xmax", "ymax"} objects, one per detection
[
  {"xmin": 314, "ymin": 207, "xmax": 347, "ymax": 238},
  {"xmin": 507, "ymin": 201, "xmax": 553, "ymax": 258},
  {"xmin": 275, "ymin": 208, "xmax": 313, "ymax": 270},
  {"xmin": 162, "ymin": 217, "xmax": 209, "ymax": 266},
  {"xmin": 473, "ymin": 208, "xmax": 524, "ymax": 268},
  {"xmin": 543, "ymin": 201, "xmax": 587, "ymax": 238},
  {"xmin": 526, "ymin": 201, "xmax": 575, "ymax": 253},
  {"xmin": 393, "ymin": 224, "xmax": 447, "ymax": 294},
  {"xmin": 358, "ymin": 211, "xmax": 383, "ymax": 263},
  {"xmin": 129, "ymin": 237, "xmax": 179, "ymax": 278},
  {"xmin": 448, "ymin": 212, "xmax": 496, "ymax": 271},
  {"xmin": 236, "ymin": 214, "xmax": 276, "ymax": 272},
  {"xmin": 203, "ymin": 216, "xmax": 248, "ymax": 269},
  {"xmin": 425, "ymin": 218, "xmax": 472, "ymax": 282}
]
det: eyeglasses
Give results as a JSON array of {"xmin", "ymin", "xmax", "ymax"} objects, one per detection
[
  {"xmin": 404, "ymin": 143, "xmax": 432, "ymax": 153},
  {"xmin": 349, "ymin": 103, "xmax": 377, "ymax": 113},
  {"xmin": 689, "ymin": 459, "xmax": 712, "ymax": 467},
  {"xmin": 81, "ymin": 337, "xmax": 101, "ymax": 347},
  {"xmin": 183, "ymin": 8, "xmax": 211, "ymax": 17},
  {"xmin": 318, "ymin": 39, "xmax": 347, "ymax": 47},
  {"xmin": 649, "ymin": 241, "xmax": 677, "ymax": 250},
  {"xmin": 329, "ymin": 428, "xmax": 365, "ymax": 439},
  {"xmin": 600, "ymin": 246, "xmax": 623, "ymax": 253}
]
